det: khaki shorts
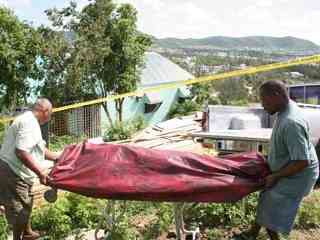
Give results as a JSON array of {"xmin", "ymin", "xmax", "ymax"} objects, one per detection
[{"xmin": 0, "ymin": 160, "xmax": 33, "ymax": 226}]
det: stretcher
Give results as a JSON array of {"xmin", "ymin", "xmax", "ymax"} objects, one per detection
[{"xmin": 45, "ymin": 141, "xmax": 269, "ymax": 239}]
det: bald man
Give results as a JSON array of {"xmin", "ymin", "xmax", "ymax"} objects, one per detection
[{"xmin": 0, "ymin": 98, "xmax": 60, "ymax": 240}]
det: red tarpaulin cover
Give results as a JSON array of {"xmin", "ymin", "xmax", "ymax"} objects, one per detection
[{"xmin": 49, "ymin": 142, "xmax": 270, "ymax": 203}]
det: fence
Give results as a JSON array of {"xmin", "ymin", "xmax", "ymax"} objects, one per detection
[
  {"xmin": 0, "ymin": 104, "xmax": 102, "ymax": 147},
  {"xmin": 49, "ymin": 104, "xmax": 101, "ymax": 138}
]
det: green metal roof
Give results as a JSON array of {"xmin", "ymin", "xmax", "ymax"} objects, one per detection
[{"xmin": 140, "ymin": 52, "xmax": 194, "ymax": 87}]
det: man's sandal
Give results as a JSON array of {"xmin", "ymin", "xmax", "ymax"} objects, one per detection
[{"xmin": 22, "ymin": 231, "xmax": 41, "ymax": 240}]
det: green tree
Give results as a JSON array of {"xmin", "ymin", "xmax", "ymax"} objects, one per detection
[
  {"xmin": 45, "ymin": 0, "xmax": 152, "ymax": 125},
  {"xmin": 36, "ymin": 28, "xmax": 73, "ymax": 106},
  {"xmin": 36, "ymin": 26, "xmax": 96, "ymax": 106},
  {"xmin": 191, "ymin": 82, "xmax": 220, "ymax": 105},
  {"xmin": 214, "ymin": 78, "xmax": 249, "ymax": 105},
  {"xmin": 0, "ymin": 7, "xmax": 42, "ymax": 111}
]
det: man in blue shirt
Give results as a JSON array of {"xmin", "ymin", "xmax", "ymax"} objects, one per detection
[{"xmin": 237, "ymin": 80, "xmax": 319, "ymax": 240}]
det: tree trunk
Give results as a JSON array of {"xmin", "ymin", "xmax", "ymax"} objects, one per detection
[
  {"xmin": 115, "ymin": 100, "xmax": 120, "ymax": 123},
  {"xmin": 9, "ymin": 88, "xmax": 18, "ymax": 113},
  {"xmin": 23, "ymin": 95, "xmax": 27, "ymax": 105},
  {"xmin": 102, "ymin": 103, "xmax": 114, "ymax": 127},
  {"xmin": 115, "ymin": 98, "xmax": 125, "ymax": 123}
]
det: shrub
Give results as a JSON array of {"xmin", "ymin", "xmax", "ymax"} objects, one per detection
[
  {"xmin": 103, "ymin": 122, "xmax": 132, "ymax": 141},
  {"xmin": 206, "ymin": 228, "xmax": 225, "ymax": 240},
  {"xmin": 32, "ymin": 193, "xmax": 104, "ymax": 238},
  {"xmin": 103, "ymin": 116, "xmax": 145, "ymax": 142},
  {"xmin": 156, "ymin": 203, "xmax": 174, "ymax": 233},
  {"xmin": 97, "ymin": 202, "xmax": 139, "ymax": 240},
  {"xmin": 184, "ymin": 193, "xmax": 258, "ymax": 228},
  {"xmin": 168, "ymin": 100, "xmax": 200, "ymax": 119},
  {"xmin": 29, "ymin": 192, "xmax": 261, "ymax": 239},
  {"xmin": 296, "ymin": 191, "xmax": 320, "ymax": 229},
  {"xmin": 0, "ymin": 215, "xmax": 8, "ymax": 240},
  {"xmin": 32, "ymin": 198, "xmax": 72, "ymax": 240},
  {"xmin": 49, "ymin": 135, "xmax": 86, "ymax": 152},
  {"xmin": 65, "ymin": 193, "xmax": 101, "ymax": 229},
  {"xmin": 0, "ymin": 122, "xmax": 7, "ymax": 145}
]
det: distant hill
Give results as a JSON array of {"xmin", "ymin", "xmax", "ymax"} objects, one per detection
[{"xmin": 153, "ymin": 36, "xmax": 320, "ymax": 52}]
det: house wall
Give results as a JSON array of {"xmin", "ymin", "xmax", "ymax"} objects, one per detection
[{"xmin": 101, "ymin": 87, "xmax": 181, "ymax": 133}]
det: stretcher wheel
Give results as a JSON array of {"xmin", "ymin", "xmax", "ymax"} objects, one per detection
[{"xmin": 44, "ymin": 188, "xmax": 58, "ymax": 203}]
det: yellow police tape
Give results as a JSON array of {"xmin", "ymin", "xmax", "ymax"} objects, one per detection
[{"xmin": 1, "ymin": 54, "xmax": 320, "ymax": 124}]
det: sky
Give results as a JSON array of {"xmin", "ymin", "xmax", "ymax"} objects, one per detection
[{"xmin": 1, "ymin": 0, "xmax": 320, "ymax": 45}]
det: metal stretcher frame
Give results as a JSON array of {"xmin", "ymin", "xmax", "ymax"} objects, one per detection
[
  {"xmin": 45, "ymin": 137, "xmax": 269, "ymax": 240},
  {"xmin": 94, "ymin": 201, "xmax": 200, "ymax": 240}
]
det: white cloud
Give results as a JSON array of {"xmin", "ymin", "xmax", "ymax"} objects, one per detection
[
  {"xmin": 278, "ymin": 0, "xmax": 290, "ymax": 3},
  {"xmin": 73, "ymin": 0, "xmax": 90, "ymax": 10},
  {"xmin": 3, "ymin": 0, "xmax": 320, "ymax": 44},
  {"xmin": 3, "ymin": 0, "xmax": 31, "ymax": 8},
  {"xmin": 0, "ymin": 0, "xmax": 8, "ymax": 6},
  {"xmin": 116, "ymin": 0, "xmax": 222, "ymax": 38},
  {"xmin": 256, "ymin": 0, "xmax": 274, "ymax": 8}
]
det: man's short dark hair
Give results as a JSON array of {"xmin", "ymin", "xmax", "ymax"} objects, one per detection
[{"xmin": 260, "ymin": 80, "xmax": 289, "ymax": 99}]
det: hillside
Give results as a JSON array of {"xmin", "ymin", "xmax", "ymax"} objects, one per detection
[{"xmin": 154, "ymin": 36, "xmax": 320, "ymax": 52}]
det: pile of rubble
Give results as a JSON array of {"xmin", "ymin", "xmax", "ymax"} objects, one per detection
[{"xmin": 126, "ymin": 112, "xmax": 203, "ymax": 151}]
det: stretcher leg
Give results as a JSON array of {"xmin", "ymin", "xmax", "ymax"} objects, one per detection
[
  {"xmin": 174, "ymin": 203, "xmax": 200, "ymax": 240},
  {"xmin": 95, "ymin": 200, "xmax": 127, "ymax": 240}
]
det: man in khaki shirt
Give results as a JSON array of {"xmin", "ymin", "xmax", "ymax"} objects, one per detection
[{"xmin": 0, "ymin": 98, "xmax": 60, "ymax": 240}]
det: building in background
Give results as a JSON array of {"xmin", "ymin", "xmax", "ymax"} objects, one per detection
[
  {"xmin": 101, "ymin": 52, "xmax": 194, "ymax": 129},
  {"xmin": 288, "ymin": 82, "xmax": 320, "ymax": 105},
  {"xmin": 48, "ymin": 52, "xmax": 193, "ymax": 138}
]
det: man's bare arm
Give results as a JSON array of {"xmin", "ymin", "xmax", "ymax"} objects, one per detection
[
  {"xmin": 44, "ymin": 148, "xmax": 60, "ymax": 162},
  {"xmin": 265, "ymin": 160, "xmax": 308, "ymax": 188},
  {"xmin": 15, "ymin": 148, "xmax": 48, "ymax": 184}
]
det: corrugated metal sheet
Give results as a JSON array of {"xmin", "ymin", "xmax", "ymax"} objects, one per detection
[{"xmin": 140, "ymin": 52, "xmax": 193, "ymax": 87}]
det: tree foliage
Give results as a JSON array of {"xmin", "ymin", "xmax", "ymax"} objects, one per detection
[
  {"xmin": 0, "ymin": 7, "xmax": 42, "ymax": 111},
  {"xmin": 36, "ymin": 28, "xmax": 73, "ymax": 106},
  {"xmin": 43, "ymin": 0, "xmax": 152, "ymax": 124},
  {"xmin": 214, "ymin": 78, "xmax": 249, "ymax": 105}
]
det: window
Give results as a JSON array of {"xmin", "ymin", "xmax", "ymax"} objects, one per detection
[
  {"xmin": 145, "ymin": 102, "xmax": 162, "ymax": 113},
  {"xmin": 289, "ymin": 86, "xmax": 305, "ymax": 103},
  {"xmin": 306, "ymin": 85, "xmax": 320, "ymax": 105},
  {"xmin": 143, "ymin": 93, "xmax": 162, "ymax": 113}
]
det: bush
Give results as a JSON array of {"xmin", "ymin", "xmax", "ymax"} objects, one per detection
[
  {"xmin": 32, "ymin": 198, "xmax": 72, "ymax": 240},
  {"xmin": 65, "ymin": 193, "xmax": 101, "ymax": 229},
  {"xmin": 206, "ymin": 228, "xmax": 225, "ymax": 240},
  {"xmin": 29, "ymin": 192, "xmax": 262, "ymax": 239},
  {"xmin": 184, "ymin": 193, "xmax": 258, "ymax": 228},
  {"xmin": 49, "ymin": 135, "xmax": 85, "ymax": 152},
  {"xmin": 103, "ymin": 116, "xmax": 145, "ymax": 142},
  {"xmin": 32, "ymin": 193, "xmax": 104, "ymax": 238},
  {"xmin": 110, "ymin": 202, "xmax": 173, "ymax": 240},
  {"xmin": 0, "ymin": 215, "xmax": 9, "ymax": 240},
  {"xmin": 296, "ymin": 191, "xmax": 320, "ymax": 229},
  {"xmin": 168, "ymin": 100, "xmax": 200, "ymax": 119},
  {"xmin": 0, "ymin": 122, "xmax": 7, "ymax": 145}
]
